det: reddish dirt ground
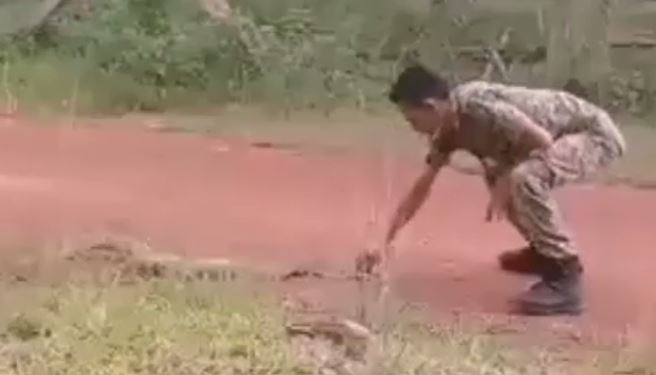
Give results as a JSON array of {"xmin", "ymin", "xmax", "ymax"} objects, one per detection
[{"xmin": 0, "ymin": 118, "xmax": 654, "ymax": 340}]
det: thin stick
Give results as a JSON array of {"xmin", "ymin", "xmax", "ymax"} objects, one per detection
[
  {"xmin": 2, "ymin": 59, "xmax": 16, "ymax": 115},
  {"xmin": 537, "ymin": 5, "xmax": 545, "ymax": 39},
  {"xmin": 2, "ymin": 60, "xmax": 8, "ymax": 113},
  {"xmin": 443, "ymin": 37, "xmax": 461, "ymax": 83},
  {"xmin": 379, "ymin": 136, "xmax": 395, "ymax": 351},
  {"xmin": 361, "ymin": 120, "xmax": 398, "ymax": 375},
  {"xmin": 361, "ymin": 267, "xmax": 392, "ymax": 375},
  {"xmin": 69, "ymin": 67, "xmax": 80, "ymax": 128},
  {"xmin": 480, "ymin": 28, "xmax": 512, "ymax": 82}
]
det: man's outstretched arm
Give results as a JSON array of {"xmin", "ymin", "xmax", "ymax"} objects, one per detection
[{"xmin": 384, "ymin": 153, "xmax": 449, "ymax": 253}]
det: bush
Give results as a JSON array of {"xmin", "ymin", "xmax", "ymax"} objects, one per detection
[
  {"xmin": 3, "ymin": 0, "xmax": 656, "ymax": 116},
  {"xmin": 0, "ymin": 0, "xmax": 422, "ymax": 114}
]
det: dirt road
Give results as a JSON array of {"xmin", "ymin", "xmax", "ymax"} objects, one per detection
[{"xmin": 0, "ymin": 120, "xmax": 654, "ymax": 337}]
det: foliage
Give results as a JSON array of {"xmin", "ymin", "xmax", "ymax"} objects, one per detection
[
  {"xmin": 0, "ymin": 0, "xmax": 417, "ymax": 114},
  {"xmin": 0, "ymin": 0, "xmax": 656, "ymax": 115}
]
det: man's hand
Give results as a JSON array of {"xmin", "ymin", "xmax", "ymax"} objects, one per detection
[
  {"xmin": 360, "ymin": 149, "xmax": 447, "ymax": 280},
  {"xmin": 486, "ymin": 170, "xmax": 512, "ymax": 222},
  {"xmin": 484, "ymin": 146, "xmax": 552, "ymax": 223},
  {"xmin": 354, "ymin": 244, "xmax": 394, "ymax": 282},
  {"xmin": 355, "ymin": 248, "xmax": 382, "ymax": 276}
]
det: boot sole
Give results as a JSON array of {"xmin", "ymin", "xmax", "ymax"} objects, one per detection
[{"xmin": 512, "ymin": 300, "xmax": 584, "ymax": 316}]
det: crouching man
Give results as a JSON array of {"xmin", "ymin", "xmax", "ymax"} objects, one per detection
[{"xmin": 381, "ymin": 65, "xmax": 626, "ymax": 316}]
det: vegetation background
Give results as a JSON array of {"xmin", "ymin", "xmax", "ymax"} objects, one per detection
[{"xmin": 0, "ymin": 0, "xmax": 655, "ymax": 120}]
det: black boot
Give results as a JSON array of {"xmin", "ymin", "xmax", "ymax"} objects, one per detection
[
  {"xmin": 513, "ymin": 256, "xmax": 584, "ymax": 316},
  {"xmin": 498, "ymin": 244, "xmax": 549, "ymax": 275}
]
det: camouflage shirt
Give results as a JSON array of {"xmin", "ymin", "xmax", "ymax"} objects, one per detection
[{"xmin": 426, "ymin": 80, "xmax": 625, "ymax": 169}]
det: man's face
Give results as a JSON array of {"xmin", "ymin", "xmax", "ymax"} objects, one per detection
[{"xmin": 399, "ymin": 99, "xmax": 448, "ymax": 136}]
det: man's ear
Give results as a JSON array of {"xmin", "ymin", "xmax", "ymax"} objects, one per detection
[
  {"xmin": 423, "ymin": 97, "xmax": 450, "ymax": 112},
  {"xmin": 423, "ymin": 97, "xmax": 440, "ymax": 110}
]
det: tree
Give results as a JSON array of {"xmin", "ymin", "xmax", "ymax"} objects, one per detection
[
  {"xmin": 546, "ymin": 0, "xmax": 612, "ymax": 102},
  {"xmin": 0, "ymin": 0, "xmax": 65, "ymax": 37}
]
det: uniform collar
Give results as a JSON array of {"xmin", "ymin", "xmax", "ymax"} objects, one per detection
[{"xmin": 429, "ymin": 96, "xmax": 460, "ymax": 143}]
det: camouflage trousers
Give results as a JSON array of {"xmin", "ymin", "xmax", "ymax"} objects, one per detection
[{"xmin": 485, "ymin": 116, "xmax": 626, "ymax": 260}]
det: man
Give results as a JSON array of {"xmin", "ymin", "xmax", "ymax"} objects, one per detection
[{"xmin": 380, "ymin": 65, "xmax": 626, "ymax": 316}]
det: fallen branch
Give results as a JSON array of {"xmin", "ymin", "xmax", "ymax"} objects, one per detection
[
  {"xmin": 280, "ymin": 268, "xmax": 380, "ymax": 282},
  {"xmin": 480, "ymin": 28, "xmax": 512, "ymax": 82}
]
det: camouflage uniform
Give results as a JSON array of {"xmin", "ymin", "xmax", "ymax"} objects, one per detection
[{"xmin": 426, "ymin": 81, "xmax": 626, "ymax": 260}]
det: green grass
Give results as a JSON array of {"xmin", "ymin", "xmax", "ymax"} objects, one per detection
[
  {"xmin": 0, "ymin": 280, "xmax": 299, "ymax": 374},
  {"xmin": 0, "ymin": 277, "xmax": 653, "ymax": 375}
]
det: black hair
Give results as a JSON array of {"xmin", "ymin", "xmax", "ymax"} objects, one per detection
[{"xmin": 388, "ymin": 65, "xmax": 450, "ymax": 106}]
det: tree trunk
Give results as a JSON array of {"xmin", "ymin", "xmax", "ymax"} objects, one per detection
[
  {"xmin": 546, "ymin": 0, "xmax": 612, "ymax": 101},
  {"xmin": 546, "ymin": 0, "xmax": 573, "ymax": 87},
  {"xmin": 0, "ymin": 0, "xmax": 65, "ymax": 37}
]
